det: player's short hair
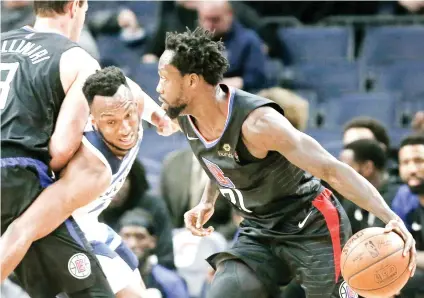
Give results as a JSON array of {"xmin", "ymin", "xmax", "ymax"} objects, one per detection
[
  {"xmin": 34, "ymin": 0, "xmax": 84, "ymax": 17},
  {"xmin": 82, "ymin": 66, "xmax": 128, "ymax": 107},
  {"xmin": 344, "ymin": 139, "xmax": 387, "ymax": 171},
  {"xmin": 165, "ymin": 27, "xmax": 229, "ymax": 86},
  {"xmin": 343, "ymin": 117, "xmax": 390, "ymax": 149},
  {"xmin": 399, "ymin": 133, "xmax": 424, "ymax": 149},
  {"xmin": 118, "ymin": 208, "xmax": 156, "ymax": 236}
]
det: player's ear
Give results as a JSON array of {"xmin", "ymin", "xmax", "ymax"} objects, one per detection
[
  {"xmin": 68, "ymin": 0, "xmax": 79, "ymax": 18},
  {"xmin": 90, "ymin": 114, "xmax": 97, "ymax": 129},
  {"xmin": 362, "ymin": 160, "xmax": 374, "ymax": 177},
  {"xmin": 188, "ymin": 73, "xmax": 200, "ymax": 89}
]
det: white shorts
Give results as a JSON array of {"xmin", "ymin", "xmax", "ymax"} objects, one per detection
[{"xmin": 96, "ymin": 253, "xmax": 142, "ymax": 294}]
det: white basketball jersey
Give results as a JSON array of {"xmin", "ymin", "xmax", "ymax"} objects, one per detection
[{"xmin": 72, "ymin": 121, "xmax": 143, "ymax": 243}]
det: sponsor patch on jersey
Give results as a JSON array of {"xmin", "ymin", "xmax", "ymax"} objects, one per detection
[
  {"xmin": 202, "ymin": 157, "xmax": 235, "ymax": 188},
  {"xmin": 68, "ymin": 253, "xmax": 91, "ymax": 279},
  {"xmin": 339, "ymin": 281, "xmax": 358, "ymax": 298}
]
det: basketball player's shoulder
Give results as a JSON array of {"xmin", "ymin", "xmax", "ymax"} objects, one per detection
[
  {"xmin": 60, "ymin": 47, "xmax": 100, "ymax": 92},
  {"xmin": 242, "ymin": 105, "xmax": 283, "ymax": 135},
  {"xmin": 60, "ymin": 47, "xmax": 99, "ymax": 72}
]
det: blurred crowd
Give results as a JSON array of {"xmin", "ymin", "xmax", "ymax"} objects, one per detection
[{"xmin": 1, "ymin": 1, "xmax": 424, "ymax": 298}]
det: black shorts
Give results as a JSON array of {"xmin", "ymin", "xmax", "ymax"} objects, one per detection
[
  {"xmin": 1, "ymin": 157, "xmax": 114, "ymax": 298},
  {"xmin": 207, "ymin": 188, "xmax": 354, "ymax": 298}
]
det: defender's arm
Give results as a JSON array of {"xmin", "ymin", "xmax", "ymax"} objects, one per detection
[{"xmin": 0, "ymin": 144, "xmax": 111, "ymax": 282}]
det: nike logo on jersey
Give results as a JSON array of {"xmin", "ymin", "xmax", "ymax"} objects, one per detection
[
  {"xmin": 298, "ymin": 211, "xmax": 313, "ymax": 229},
  {"xmin": 187, "ymin": 134, "xmax": 198, "ymax": 141}
]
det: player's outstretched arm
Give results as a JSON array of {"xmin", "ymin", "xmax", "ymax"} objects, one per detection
[
  {"xmin": 126, "ymin": 76, "xmax": 179, "ymax": 136},
  {"xmin": 0, "ymin": 144, "xmax": 111, "ymax": 282},
  {"xmin": 242, "ymin": 106, "xmax": 417, "ymax": 276},
  {"xmin": 184, "ymin": 178, "xmax": 218, "ymax": 237},
  {"xmin": 49, "ymin": 48, "xmax": 101, "ymax": 172}
]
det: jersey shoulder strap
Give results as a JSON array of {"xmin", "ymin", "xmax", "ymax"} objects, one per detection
[{"xmin": 82, "ymin": 123, "xmax": 121, "ymax": 174}]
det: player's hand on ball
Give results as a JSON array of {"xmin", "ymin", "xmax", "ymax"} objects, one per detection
[
  {"xmin": 384, "ymin": 218, "xmax": 417, "ymax": 277},
  {"xmin": 184, "ymin": 203, "xmax": 215, "ymax": 237}
]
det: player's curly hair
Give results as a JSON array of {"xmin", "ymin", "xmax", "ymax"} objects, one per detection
[
  {"xmin": 165, "ymin": 27, "xmax": 229, "ymax": 86},
  {"xmin": 82, "ymin": 66, "xmax": 128, "ymax": 106}
]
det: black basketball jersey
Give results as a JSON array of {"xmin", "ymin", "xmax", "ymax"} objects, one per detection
[
  {"xmin": 1, "ymin": 27, "xmax": 80, "ymax": 165},
  {"xmin": 178, "ymin": 85, "xmax": 322, "ymax": 231}
]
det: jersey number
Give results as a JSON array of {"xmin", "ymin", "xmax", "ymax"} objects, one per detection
[
  {"xmin": 0, "ymin": 62, "xmax": 19, "ymax": 110},
  {"xmin": 220, "ymin": 189, "xmax": 252, "ymax": 213}
]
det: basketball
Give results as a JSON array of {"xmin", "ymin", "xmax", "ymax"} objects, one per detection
[{"xmin": 341, "ymin": 227, "xmax": 410, "ymax": 298}]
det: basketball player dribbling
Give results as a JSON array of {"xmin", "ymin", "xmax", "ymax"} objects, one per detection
[
  {"xmin": 1, "ymin": 1, "xmax": 172, "ymax": 297},
  {"xmin": 156, "ymin": 27, "xmax": 417, "ymax": 298}
]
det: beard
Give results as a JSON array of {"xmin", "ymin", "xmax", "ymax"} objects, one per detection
[
  {"xmin": 408, "ymin": 177, "xmax": 424, "ymax": 195},
  {"xmin": 166, "ymin": 103, "xmax": 187, "ymax": 119}
]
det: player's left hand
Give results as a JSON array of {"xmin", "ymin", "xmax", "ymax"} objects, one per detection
[
  {"xmin": 384, "ymin": 218, "xmax": 417, "ymax": 277},
  {"xmin": 153, "ymin": 113, "xmax": 178, "ymax": 136}
]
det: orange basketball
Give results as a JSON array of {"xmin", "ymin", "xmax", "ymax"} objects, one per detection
[{"xmin": 341, "ymin": 227, "xmax": 410, "ymax": 298}]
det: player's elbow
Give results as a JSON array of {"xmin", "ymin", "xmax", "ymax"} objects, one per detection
[{"xmin": 49, "ymin": 140, "xmax": 81, "ymax": 172}]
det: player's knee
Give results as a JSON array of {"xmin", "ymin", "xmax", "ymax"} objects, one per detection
[{"xmin": 208, "ymin": 260, "xmax": 269, "ymax": 298}]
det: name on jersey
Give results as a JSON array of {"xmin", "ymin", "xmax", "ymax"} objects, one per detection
[{"xmin": 1, "ymin": 39, "xmax": 50, "ymax": 65}]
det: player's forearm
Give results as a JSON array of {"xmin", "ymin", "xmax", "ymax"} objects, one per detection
[
  {"xmin": 200, "ymin": 179, "xmax": 220, "ymax": 206},
  {"xmin": 142, "ymin": 92, "xmax": 166, "ymax": 125},
  {"xmin": 417, "ymin": 251, "xmax": 424, "ymax": 269},
  {"xmin": 326, "ymin": 161, "xmax": 397, "ymax": 224}
]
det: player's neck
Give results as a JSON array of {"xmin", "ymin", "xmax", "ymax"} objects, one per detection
[
  {"xmin": 33, "ymin": 16, "xmax": 71, "ymax": 39},
  {"xmin": 189, "ymin": 86, "xmax": 229, "ymax": 136}
]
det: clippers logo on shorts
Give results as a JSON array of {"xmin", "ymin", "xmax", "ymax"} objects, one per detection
[
  {"xmin": 202, "ymin": 157, "xmax": 235, "ymax": 188},
  {"xmin": 339, "ymin": 281, "xmax": 358, "ymax": 298},
  {"xmin": 68, "ymin": 253, "xmax": 91, "ymax": 279}
]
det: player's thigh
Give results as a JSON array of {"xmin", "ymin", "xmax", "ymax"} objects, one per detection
[
  {"xmin": 0, "ymin": 164, "xmax": 44, "ymax": 233},
  {"xmin": 207, "ymin": 234, "xmax": 290, "ymax": 297},
  {"xmin": 23, "ymin": 218, "xmax": 114, "ymax": 297},
  {"xmin": 207, "ymin": 259, "xmax": 269, "ymax": 298},
  {"xmin": 93, "ymin": 241, "xmax": 142, "ymax": 295},
  {"xmin": 276, "ymin": 193, "xmax": 353, "ymax": 297}
]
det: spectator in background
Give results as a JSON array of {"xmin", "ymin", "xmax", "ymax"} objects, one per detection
[
  {"xmin": 142, "ymin": 0, "xmax": 199, "ymax": 63},
  {"xmin": 142, "ymin": 0, "xmax": 262, "ymax": 63},
  {"xmin": 257, "ymin": 88, "xmax": 309, "ymax": 131},
  {"xmin": 339, "ymin": 139, "xmax": 400, "ymax": 234},
  {"xmin": 412, "ymin": 111, "xmax": 424, "ymax": 134},
  {"xmin": 100, "ymin": 159, "xmax": 175, "ymax": 269},
  {"xmin": 342, "ymin": 116, "xmax": 400, "ymax": 184},
  {"xmin": 119, "ymin": 208, "xmax": 189, "ymax": 298},
  {"xmin": 343, "ymin": 117, "xmax": 391, "ymax": 151},
  {"xmin": 392, "ymin": 134, "xmax": 423, "ymax": 226},
  {"xmin": 393, "ymin": 134, "xmax": 424, "ymax": 298},
  {"xmin": 398, "ymin": 0, "xmax": 424, "ymax": 13},
  {"xmin": 88, "ymin": 7, "xmax": 145, "ymax": 45},
  {"xmin": 197, "ymin": 0, "xmax": 268, "ymax": 92},
  {"xmin": 160, "ymin": 150, "xmax": 236, "ymax": 241}
]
